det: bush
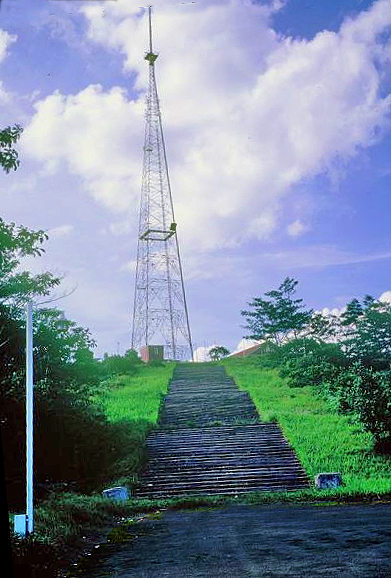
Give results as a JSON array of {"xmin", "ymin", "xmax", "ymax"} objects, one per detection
[
  {"xmin": 338, "ymin": 363, "xmax": 391, "ymax": 450},
  {"xmin": 277, "ymin": 339, "xmax": 348, "ymax": 389},
  {"xmin": 276, "ymin": 339, "xmax": 391, "ymax": 450}
]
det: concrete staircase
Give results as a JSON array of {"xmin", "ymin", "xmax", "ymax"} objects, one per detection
[{"xmin": 136, "ymin": 363, "xmax": 310, "ymax": 498}]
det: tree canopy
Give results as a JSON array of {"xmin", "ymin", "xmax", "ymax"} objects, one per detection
[
  {"xmin": 241, "ymin": 277, "xmax": 313, "ymax": 345},
  {"xmin": 209, "ymin": 345, "xmax": 230, "ymax": 361},
  {"xmin": 0, "ymin": 218, "xmax": 61, "ymax": 311}
]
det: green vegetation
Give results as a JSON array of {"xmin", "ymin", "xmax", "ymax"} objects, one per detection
[
  {"xmin": 241, "ymin": 280, "xmax": 391, "ymax": 450},
  {"xmin": 94, "ymin": 363, "xmax": 175, "ymax": 488},
  {"xmin": 0, "ymin": 124, "xmax": 23, "ymax": 173},
  {"xmin": 222, "ymin": 356, "xmax": 391, "ymax": 497},
  {"xmin": 97, "ymin": 363, "xmax": 174, "ymax": 424},
  {"xmin": 241, "ymin": 277, "xmax": 313, "ymax": 345},
  {"xmin": 0, "ymin": 196, "xmax": 175, "ymax": 574},
  {"xmin": 208, "ymin": 345, "xmax": 230, "ymax": 361}
]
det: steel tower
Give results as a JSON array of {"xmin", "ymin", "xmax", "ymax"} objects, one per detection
[{"xmin": 131, "ymin": 6, "xmax": 193, "ymax": 361}]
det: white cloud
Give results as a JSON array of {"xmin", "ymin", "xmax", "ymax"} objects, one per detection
[
  {"xmin": 193, "ymin": 344, "xmax": 216, "ymax": 362},
  {"xmin": 287, "ymin": 219, "xmax": 307, "ymax": 238},
  {"xmin": 0, "ymin": 29, "xmax": 17, "ymax": 103},
  {"xmin": 120, "ymin": 259, "xmax": 137, "ymax": 272},
  {"xmin": 22, "ymin": 0, "xmax": 391, "ymax": 255},
  {"xmin": 0, "ymin": 28, "xmax": 17, "ymax": 65},
  {"xmin": 379, "ymin": 291, "xmax": 391, "ymax": 304},
  {"xmin": 47, "ymin": 224, "xmax": 74, "ymax": 239},
  {"xmin": 109, "ymin": 220, "xmax": 133, "ymax": 236},
  {"xmin": 258, "ymin": 245, "xmax": 391, "ymax": 270},
  {"xmin": 21, "ymin": 84, "xmax": 144, "ymax": 214}
]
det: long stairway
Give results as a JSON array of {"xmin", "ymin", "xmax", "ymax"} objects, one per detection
[{"xmin": 136, "ymin": 363, "xmax": 310, "ymax": 498}]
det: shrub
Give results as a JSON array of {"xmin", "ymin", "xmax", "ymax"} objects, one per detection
[
  {"xmin": 338, "ymin": 363, "xmax": 391, "ymax": 450},
  {"xmin": 277, "ymin": 339, "xmax": 348, "ymax": 390}
]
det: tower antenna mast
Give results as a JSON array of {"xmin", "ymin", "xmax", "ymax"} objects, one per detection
[
  {"xmin": 131, "ymin": 5, "xmax": 194, "ymax": 361},
  {"xmin": 148, "ymin": 5, "xmax": 153, "ymax": 54}
]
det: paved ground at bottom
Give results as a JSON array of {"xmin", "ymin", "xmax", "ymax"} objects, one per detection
[{"xmin": 78, "ymin": 503, "xmax": 391, "ymax": 578}]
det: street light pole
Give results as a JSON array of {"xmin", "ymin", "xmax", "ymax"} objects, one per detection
[{"xmin": 26, "ymin": 301, "xmax": 34, "ymax": 534}]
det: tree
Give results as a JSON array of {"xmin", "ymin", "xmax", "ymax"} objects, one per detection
[
  {"xmin": 32, "ymin": 307, "xmax": 101, "ymax": 399},
  {"xmin": 0, "ymin": 218, "xmax": 61, "ymax": 310},
  {"xmin": 344, "ymin": 298, "xmax": 391, "ymax": 370},
  {"xmin": 0, "ymin": 124, "xmax": 23, "ymax": 173},
  {"xmin": 209, "ymin": 346, "xmax": 230, "ymax": 361},
  {"xmin": 306, "ymin": 311, "xmax": 338, "ymax": 342},
  {"xmin": 241, "ymin": 277, "xmax": 313, "ymax": 345}
]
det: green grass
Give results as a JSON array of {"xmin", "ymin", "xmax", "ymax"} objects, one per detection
[
  {"xmin": 90, "ymin": 363, "xmax": 176, "ymax": 490},
  {"xmin": 222, "ymin": 357, "xmax": 391, "ymax": 497},
  {"xmin": 96, "ymin": 363, "xmax": 175, "ymax": 424}
]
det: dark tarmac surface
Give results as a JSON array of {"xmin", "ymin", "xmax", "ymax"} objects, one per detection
[{"xmin": 77, "ymin": 502, "xmax": 391, "ymax": 577}]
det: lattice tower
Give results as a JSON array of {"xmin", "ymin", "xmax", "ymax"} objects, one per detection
[{"xmin": 131, "ymin": 6, "xmax": 193, "ymax": 361}]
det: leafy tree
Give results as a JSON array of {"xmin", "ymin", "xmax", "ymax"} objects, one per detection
[
  {"xmin": 209, "ymin": 346, "xmax": 230, "ymax": 361},
  {"xmin": 241, "ymin": 277, "xmax": 313, "ymax": 345},
  {"xmin": 345, "ymin": 299, "xmax": 391, "ymax": 370},
  {"xmin": 0, "ymin": 218, "xmax": 61, "ymax": 310},
  {"xmin": 305, "ymin": 311, "xmax": 339, "ymax": 342},
  {"xmin": 0, "ymin": 124, "xmax": 23, "ymax": 173},
  {"xmin": 32, "ymin": 307, "xmax": 101, "ymax": 400}
]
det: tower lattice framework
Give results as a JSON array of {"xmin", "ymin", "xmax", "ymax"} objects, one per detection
[{"xmin": 131, "ymin": 7, "xmax": 193, "ymax": 361}]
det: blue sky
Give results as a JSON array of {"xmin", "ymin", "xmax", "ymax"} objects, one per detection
[{"xmin": 1, "ymin": 0, "xmax": 391, "ymax": 359}]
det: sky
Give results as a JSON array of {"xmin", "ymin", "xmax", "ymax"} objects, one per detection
[{"xmin": 1, "ymin": 0, "xmax": 391, "ymax": 360}]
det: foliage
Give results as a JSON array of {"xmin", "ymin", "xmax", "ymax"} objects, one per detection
[
  {"xmin": 331, "ymin": 363, "xmax": 391, "ymax": 451},
  {"xmin": 0, "ymin": 124, "xmax": 23, "ymax": 173},
  {"xmin": 343, "ymin": 298, "xmax": 391, "ymax": 370},
  {"xmin": 304, "ymin": 310, "xmax": 339, "ymax": 342},
  {"xmin": 0, "ymin": 218, "xmax": 61, "ymax": 311},
  {"xmin": 209, "ymin": 346, "xmax": 230, "ymax": 361},
  {"xmin": 0, "ymin": 216, "xmax": 143, "ymax": 506},
  {"xmin": 277, "ymin": 339, "xmax": 348, "ymax": 390},
  {"xmin": 240, "ymin": 281, "xmax": 391, "ymax": 448},
  {"xmin": 241, "ymin": 277, "xmax": 313, "ymax": 345},
  {"xmin": 100, "ymin": 349, "xmax": 142, "ymax": 377}
]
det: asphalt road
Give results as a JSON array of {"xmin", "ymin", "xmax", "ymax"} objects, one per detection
[{"xmin": 77, "ymin": 502, "xmax": 391, "ymax": 578}]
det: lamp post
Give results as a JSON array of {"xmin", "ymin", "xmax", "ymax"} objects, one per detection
[{"xmin": 14, "ymin": 301, "xmax": 34, "ymax": 537}]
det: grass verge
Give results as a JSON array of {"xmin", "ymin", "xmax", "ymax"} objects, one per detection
[
  {"xmin": 93, "ymin": 362, "xmax": 175, "ymax": 489},
  {"xmin": 222, "ymin": 356, "xmax": 391, "ymax": 497}
]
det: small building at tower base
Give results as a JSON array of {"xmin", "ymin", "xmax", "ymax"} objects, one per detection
[{"xmin": 140, "ymin": 345, "xmax": 164, "ymax": 362}]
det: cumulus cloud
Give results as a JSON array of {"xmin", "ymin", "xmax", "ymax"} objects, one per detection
[
  {"xmin": 193, "ymin": 344, "xmax": 216, "ymax": 362},
  {"xmin": 21, "ymin": 84, "xmax": 144, "ymax": 214},
  {"xmin": 0, "ymin": 29, "xmax": 17, "ymax": 103},
  {"xmin": 22, "ymin": 0, "xmax": 391, "ymax": 254}
]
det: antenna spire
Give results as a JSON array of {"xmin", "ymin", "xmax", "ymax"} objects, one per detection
[
  {"xmin": 145, "ymin": 6, "xmax": 158, "ymax": 65},
  {"xmin": 149, "ymin": 6, "xmax": 153, "ymax": 54}
]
